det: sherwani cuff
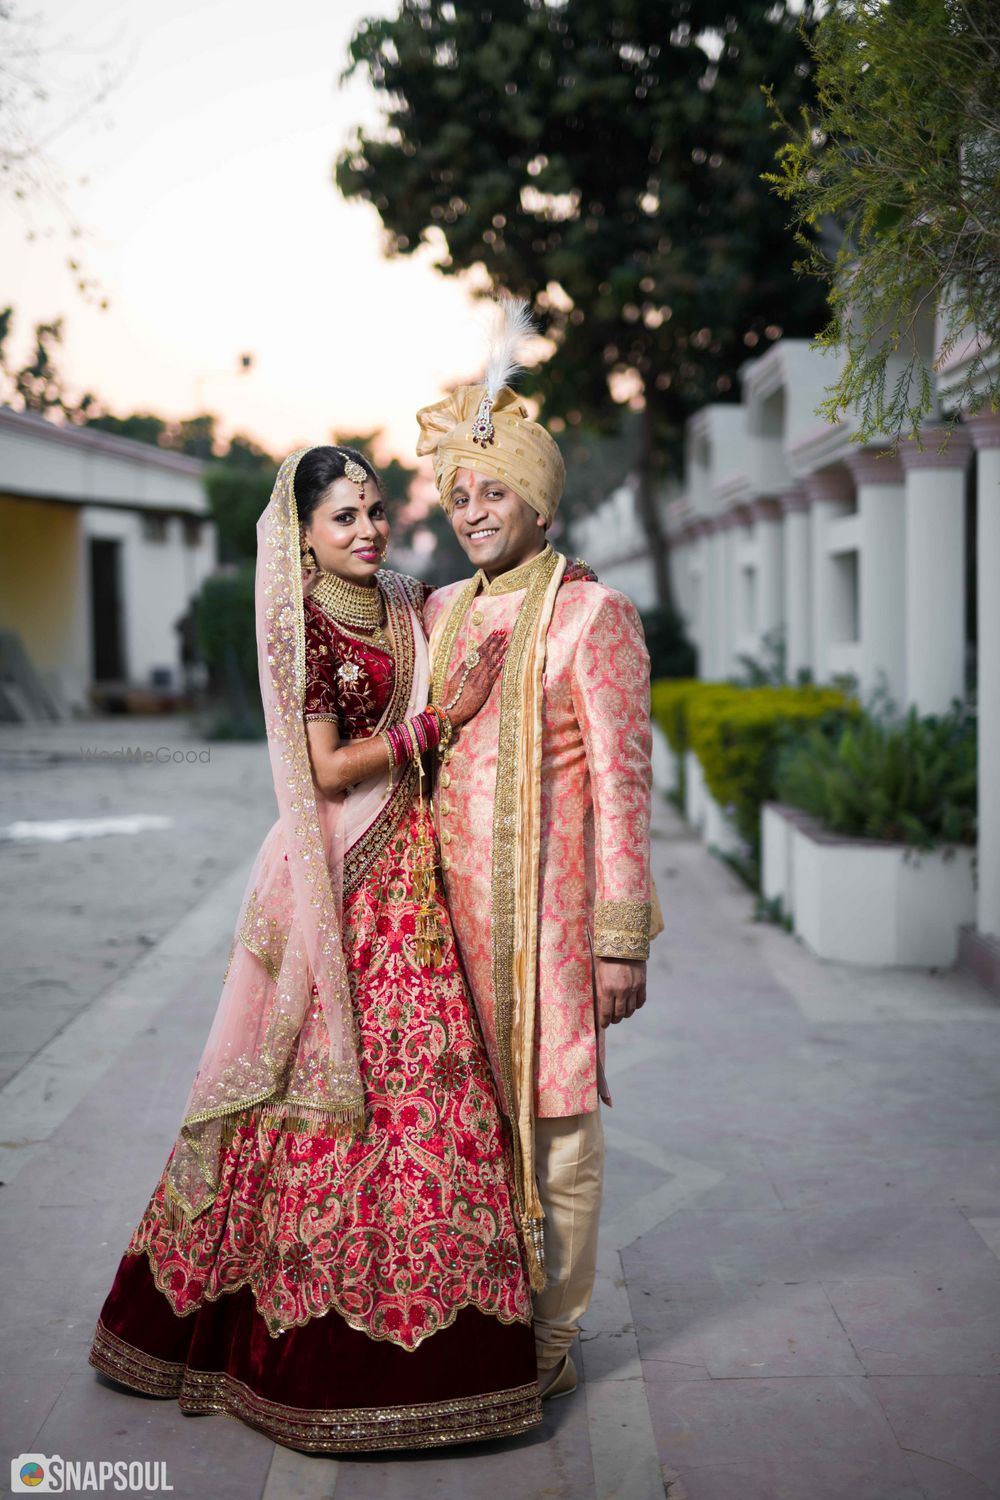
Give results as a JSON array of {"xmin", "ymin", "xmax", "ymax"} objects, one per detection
[{"xmin": 593, "ymin": 899, "xmax": 651, "ymax": 961}]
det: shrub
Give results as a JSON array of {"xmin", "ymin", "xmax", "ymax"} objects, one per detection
[
  {"xmin": 686, "ymin": 685, "xmax": 854, "ymax": 855},
  {"xmin": 194, "ymin": 564, "xmax": 265, "ymax": 739},
  {"xmin": 650, "ymin": 679, "xmax": 714, "ymax": 755},
  {"xmin": 775, "ymin": 703, "xmax": 976, "ymax": 849}
]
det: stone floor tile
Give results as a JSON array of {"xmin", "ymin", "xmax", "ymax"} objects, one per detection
[{"xmin": 644, "ymin": 1372, "xmax": 924, "ymax": 1500}]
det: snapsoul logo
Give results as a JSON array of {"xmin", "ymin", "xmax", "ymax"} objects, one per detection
[{"xmin": 10, "ymin": 1455, "xmax": 173, "ymax": 1492}]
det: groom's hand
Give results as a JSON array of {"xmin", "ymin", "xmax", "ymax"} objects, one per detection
[{"xmin": 596, "ymin": 958, "xmax": 647, "ymax": 1028}]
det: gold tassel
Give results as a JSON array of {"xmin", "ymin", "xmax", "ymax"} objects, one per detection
[
  {"xmin": 257, "ymin": 1107, "xmax": 365, "ymax": 1141},
  {"xmin": 161, "ymin": 1180, "xmax": 194, "ymax": 1236},
  {"xmin": 412, "ymin": 758, "xmax": 444, "ymax": 969},
  {"xmin": 522, "ymin": 1214, "xmax": 547, "ymax": 1293}
]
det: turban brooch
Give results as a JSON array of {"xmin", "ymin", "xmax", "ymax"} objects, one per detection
[{"xmin": 415, "ymin": 298, "xmax": 566, "ymax": 522}]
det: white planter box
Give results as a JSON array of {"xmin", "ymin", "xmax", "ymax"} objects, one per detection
[
  {"xmin": 684, "ymin": 750, "xmax": 745, "ymax": 858},
  {"xmin": 762, "ymin": 802, "xmax": 798, "ymax": 918},
  {"xmin": 651, "ymin": 722, "xmax": 678, "ymax": 795},
  {"xmin": 763, "ymin": 804, "xmax": 976, "ymax": 967},
  {"xmin": 684, "ymin": 749, "xmax": 707, "ymax": 831}
]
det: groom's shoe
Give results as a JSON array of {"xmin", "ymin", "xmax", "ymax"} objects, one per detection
[{"xmin": 539, "ymin": 1353, "xmax": 577, "ymax": 1401}]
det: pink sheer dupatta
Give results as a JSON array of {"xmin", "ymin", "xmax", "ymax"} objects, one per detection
[{"xmin": 163, "ymin": 448, "xmax": 425, "ymax": 1224}]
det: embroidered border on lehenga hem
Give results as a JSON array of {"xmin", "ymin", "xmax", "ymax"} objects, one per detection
[
  {"xmin": 88, "ymin": 1320, "xmax": 542, "ymax": 1452},
  {"xmin": 131, "ymin": 1238, "xmax": 533, "ymax": 1348}
]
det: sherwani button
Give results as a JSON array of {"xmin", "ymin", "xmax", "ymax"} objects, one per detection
[
  {"xmin": 440, "ymin": 771, "xmax": 451, "ymax": 788},
  {"xmin": 441, "ymin": 830, "xmax": 452, "ymax": 844},
  {"xmin": 440, "ymin": 801, "xmax": 452, "ymax": 816},
  {"xmin": 472, "ymin": 610, "xmax": 484, "ymax": 625}
]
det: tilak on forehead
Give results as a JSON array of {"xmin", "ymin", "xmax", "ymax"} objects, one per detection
[{"xmin": 415, "ymin": 296, "xmax": 566, "ymax": 521}]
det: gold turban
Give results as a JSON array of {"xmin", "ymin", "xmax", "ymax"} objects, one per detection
[{"xmin": 416, "ymin": 382, "xmax": 566, "ymax": 522}]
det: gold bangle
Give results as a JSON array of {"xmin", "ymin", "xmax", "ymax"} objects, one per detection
[
  {"xmin": 400, "ymin": 718, "xmax": 419, "ymax": 761},
  {"xmin": 379, "ymin": 729, "xmax": 395, "ymax": 791}
]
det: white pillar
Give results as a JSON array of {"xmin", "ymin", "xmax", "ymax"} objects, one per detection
[
  {"xmin": 846, "ymin": 447, "xmax": 906, "ymax": 709},
  {"xmin": 668, "ymin": 528, "xmax": 690, "ymax": 624},
  {"xmin": 779, "ymin": 488, "xmax": 811, "ymax": 681},
  {"xmin": 712, "ymin": 518, "xmax": 731, "ymax": 678},
  {"xmin": 699, "ymin": 519, "xmax": 720, "ymax": 677},
  {"xmin": 967, "ymin": 413, "xmax": 1000, "ymax": 942},
  {"xmin": 805, "ymin": 467, "xmax": 854, "ymax": 685},
  {"xmin": 898, "ymin": 426, "xmax": 972, "ymax": 714},
  {"xmin": 751, "ymin": 497, "xmax": 784, "ymax": 647}
]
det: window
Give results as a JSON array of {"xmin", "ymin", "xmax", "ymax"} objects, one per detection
[{"xmin": 142, "ymin": 513, "xmax": 169, "ymax": 543}]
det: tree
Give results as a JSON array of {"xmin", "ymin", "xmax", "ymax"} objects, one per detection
[
  {"xmin": 85, "ymin": 412, "xmax": 170, "ymax": 446},
  {"xmin": 1, "ymin": 2, "xmax": 123, "ymax": 305},
  {"xmin": 764, "ymin": 0, "xmax": 1000, "ymax": 444},
  {"xmin": 0, "ymin": 304, "xmax": 96, "ymax": 418},
  {"xmin": 336, "ymin": 0, "xmax": 828, "ymax": 606}
]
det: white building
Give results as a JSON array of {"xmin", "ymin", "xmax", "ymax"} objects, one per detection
[
  {"xmin": 572, "ymin": 333, "xmax": 999, "ymax": 992},
  {"xmin": 0, "ymin": 408, "xmax": 215, "ymax": 717}
]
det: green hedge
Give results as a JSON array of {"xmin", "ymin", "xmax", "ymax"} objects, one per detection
[
  {"xmin": 651, "ymin": 679, "xmax": 856, "ymax": 868},
  {"xmin": 775, "ymin": 704, "xmax": 976, "ymax": 848},
  {"xmin": 194, "ymin": 564, "xmax": 265, "ymax": 738},
  {"xmin": 687, "ymin": 686, "xmax": 854, "ymax": 850}
]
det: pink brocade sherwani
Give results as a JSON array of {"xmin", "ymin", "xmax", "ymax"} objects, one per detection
[{"xmin": 425, "ymin": 574, "xmax": 653, "ymax": 1119}]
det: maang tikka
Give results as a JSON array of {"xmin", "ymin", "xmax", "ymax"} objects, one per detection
[{"xmin": 342, "ymin": 455, "xmax": 368, "ymax": 500}]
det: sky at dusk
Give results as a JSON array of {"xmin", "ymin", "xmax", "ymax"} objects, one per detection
[{"xmin": 2, "ymin": 0, "xmax": 494, "ymax": 464}]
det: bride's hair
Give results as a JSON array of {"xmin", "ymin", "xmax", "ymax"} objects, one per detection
[{"xmin": 293, "ymin": 445, "xmax": 382, "ymax": 524}]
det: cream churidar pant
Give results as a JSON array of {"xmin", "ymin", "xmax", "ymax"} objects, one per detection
[{"xmin": 532, "ymin": 1110, "xmax": 605, "ymax": 1373}]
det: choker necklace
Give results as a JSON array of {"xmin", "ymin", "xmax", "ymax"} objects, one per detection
[{"xmin": 311, "ymin": 568, "xmax": 384, "ymax": 630}]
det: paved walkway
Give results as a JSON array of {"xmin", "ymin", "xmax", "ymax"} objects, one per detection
[{"xmin": 2, "ymin": 747, "xmax": 999, "ymax": 1499}]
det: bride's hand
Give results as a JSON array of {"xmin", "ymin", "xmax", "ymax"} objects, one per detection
[{"xmin": 443, "ymin": 630, "xmax": 508, "ymax": 727}]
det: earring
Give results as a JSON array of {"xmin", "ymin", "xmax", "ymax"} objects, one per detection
[{"xmin": 300, "ymin": 538, "xmax": 318, "ymax": 569}]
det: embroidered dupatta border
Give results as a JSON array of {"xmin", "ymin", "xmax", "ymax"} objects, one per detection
[{"xmin": 340, "ymin": 571, "xmax": 420, "ymax": 897}]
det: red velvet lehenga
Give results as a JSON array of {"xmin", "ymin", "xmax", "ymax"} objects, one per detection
[{"xmin": 88, "ymin": 576, "xmax": 541, "ymax": 1452}]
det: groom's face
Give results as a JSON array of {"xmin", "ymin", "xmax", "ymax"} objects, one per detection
[{"xmin": 450, "ymin": 467, "xmax": 546, "ymax": 578}]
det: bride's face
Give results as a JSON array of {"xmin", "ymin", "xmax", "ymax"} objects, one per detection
[{"xmin": 303, "ymin": 476, "xmax": 390, "ymax": 584}]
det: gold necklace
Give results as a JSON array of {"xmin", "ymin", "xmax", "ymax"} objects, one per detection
[
  {"xmin": 311, "ymin": 568, "xmax": 384, "ymax": 628},
  {"xmin": 311, "ymin": 569, "xmax": 392, "ymax": 654}
]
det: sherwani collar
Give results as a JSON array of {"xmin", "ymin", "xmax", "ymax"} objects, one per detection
[{"xmin": 475, "ymin": 544, "xmax": 554, "ymax": 597}]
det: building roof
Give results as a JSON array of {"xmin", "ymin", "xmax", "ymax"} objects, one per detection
[{"xmin": 0, "ymin": 406, "xmax": 209, "ymax": 515}]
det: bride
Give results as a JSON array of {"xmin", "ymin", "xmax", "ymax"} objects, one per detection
[{"xmin": 87, "ymin": 444, "xmax": 543, "ymax": 1452}]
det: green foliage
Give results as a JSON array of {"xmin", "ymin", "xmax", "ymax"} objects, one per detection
[
  {"xmin": 775, "ymin": 703, "xmax": 977, "ymax": 848},
  {"xmin": 689, "ymin": 683, "xmax": 853, "ymax": 858},
  {"xmin": 204, "ymin": 464, "xmax": 276, "ymax": 563},
  {"xmin": 652, "ymin": 677, "xmax": 855, "ymax": 870},
  {"xmin": 764, "ymin": 0, "xmax": 1000, "ymax": 444},
  {"xmin": 337, "ymin": 1, "xmax": 828, "ymax": 603},
  {"xmin": 0, "ymin": 306, "xmax": 97, "ymax": 419},
  {"xmin": 193, "ymin": 565, "xmax": 264, "ymax": 739},
  {"xmin": 650, "ymin": 678, "xmax": 716, "ymax": 754},
  {"xmin": 86, "ymin": 411, "xmax": 169, "ymax": 446}
]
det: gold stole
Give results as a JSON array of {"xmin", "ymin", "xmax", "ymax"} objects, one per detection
[{"xmin": 430, "ymin": 546, "xmax": 565, "ymax": 1291}]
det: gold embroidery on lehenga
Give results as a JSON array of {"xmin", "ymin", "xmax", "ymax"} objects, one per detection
[{"xmin": 88, "ymin": 1320, "xmax": 542, "ymax": 1450}]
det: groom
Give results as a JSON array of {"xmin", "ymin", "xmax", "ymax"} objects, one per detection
[{"xmin": 417, "ymin": 380, "xmax": 653, "ymax": 1398}]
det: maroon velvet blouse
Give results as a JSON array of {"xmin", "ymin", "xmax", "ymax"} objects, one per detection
[{"xmin": 302, "ymin": 579, "xmax": 432, "ymax": 741}]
